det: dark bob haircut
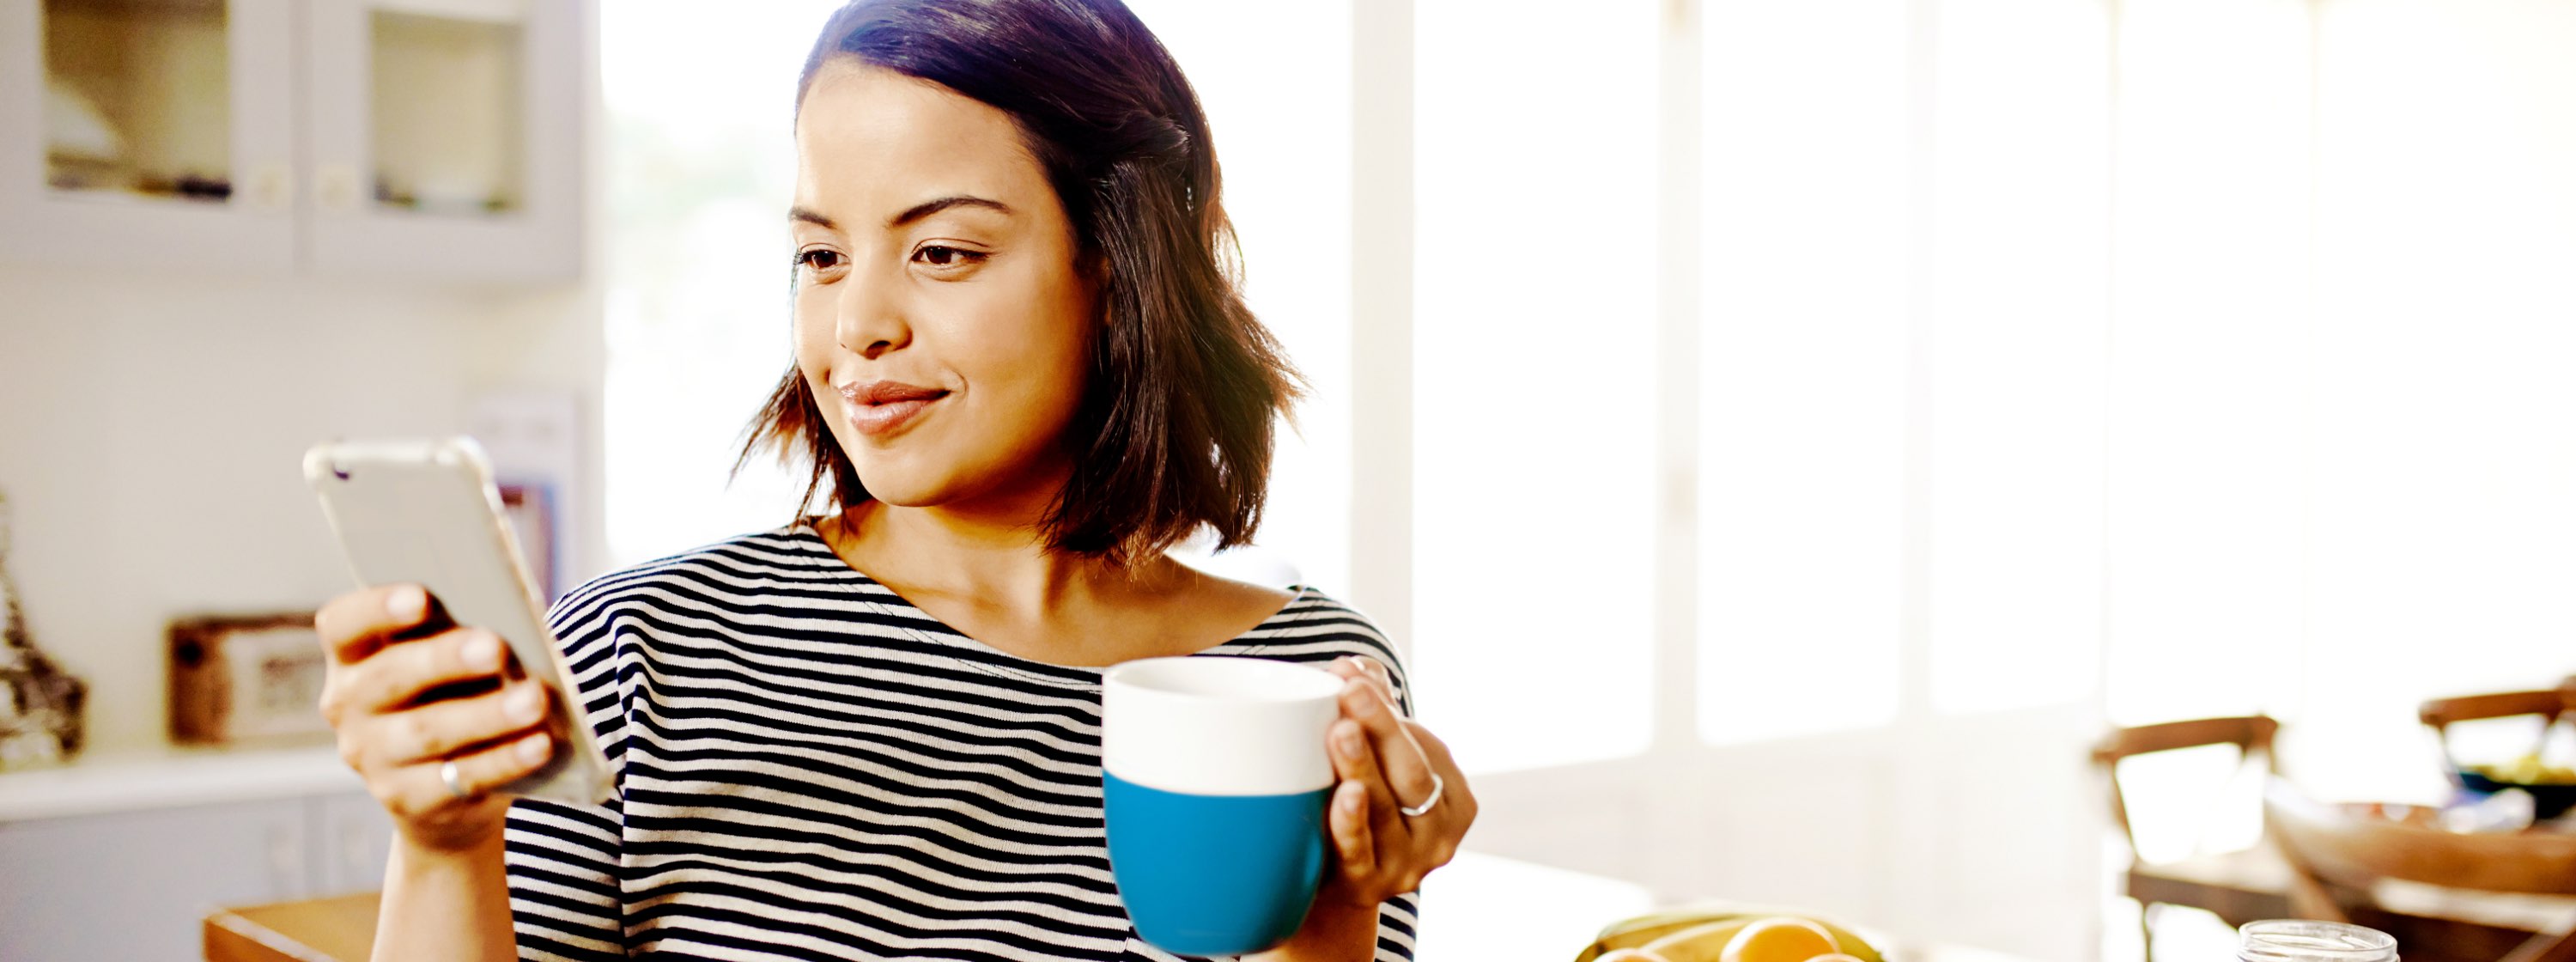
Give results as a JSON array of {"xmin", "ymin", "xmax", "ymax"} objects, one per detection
[{"xmin": 735, "ymin": 0, "xmax": 1302, "ymax": 564}]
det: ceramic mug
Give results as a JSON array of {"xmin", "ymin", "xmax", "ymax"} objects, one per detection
[{"xmin": 1101, "ymin": 656, "xmax": 1345, "ymax": 954}]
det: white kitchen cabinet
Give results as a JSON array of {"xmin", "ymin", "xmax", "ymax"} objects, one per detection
[
  {"xmin": 0, "ymin": 795, "xmax": 313, "ymax": 962},
  {"xmin": 0, "ymin": 0, "xmax": 300, "ymax": 272},
  {"xmin": 0, "ymin": 748, "xmax": 390, "ymax": 962},
  {"xmin": 0, "ymin": 0, "xmax": 583, "ymax": 282},
  {"xmin": 303, "ymin": 0, "xmax": 582, "ymax": 280}
]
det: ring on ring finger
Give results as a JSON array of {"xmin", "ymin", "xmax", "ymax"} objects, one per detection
[
  {"xmin": 439, "ymin": 758, "xmax": 469, "ymax": 799},
  {"xmin": 1400, "ymin": 771, "xmax": 1444, "ymax": 818}
]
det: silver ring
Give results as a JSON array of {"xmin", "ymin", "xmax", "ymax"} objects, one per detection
[
  {"xmin": 439, "ymin": 758, "xmax": 469, "ymax": 799},
  {"xmin": 1400, "ymin": 772, "xmax": 1444, "ymax": 818}
]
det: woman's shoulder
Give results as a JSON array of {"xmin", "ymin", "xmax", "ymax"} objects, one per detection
[
  {"xmin": 1240, "ymin": 586, "xmax": 1415, "ymax": 704},
  {"xmin": 541, "ymin": 522, "xmax": 843, "ymax": 642},
  {"xmin": 1262, "ymin": 586, "xmax": 1390, "ymax": 642}
]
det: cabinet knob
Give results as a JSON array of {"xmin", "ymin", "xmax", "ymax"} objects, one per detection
[
  {"xmin": 317, "ymin": 164, "xmax": 361, "ymax": 215},
  {"xmin": 266, "ymin": 824, "xmax": 301, "ymax": 896},
  {"xmin": 246, "ymin": 163, "xmax": 291, "ymax": 213}
]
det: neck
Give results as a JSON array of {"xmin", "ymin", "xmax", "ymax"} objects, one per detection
[{"xmin": 825, "ymin": 492, "xmax": 1178, "ymax": 620}]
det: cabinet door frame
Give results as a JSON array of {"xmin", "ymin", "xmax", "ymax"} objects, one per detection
[
  {"xmin": 301, "ymin": 0, "xmax": 583, "ymax": 282},
  {"xmin": 0, "ymin": 0, "xmax": 299, "ymax": 272}
]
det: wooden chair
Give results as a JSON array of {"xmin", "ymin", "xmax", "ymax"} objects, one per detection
[
  {"xmin": 2092, "ymin": 715, "xmax": 2283, "ymax": 959},
  {"xmin": 2420, "ymin": 689, "xmax": 2572, "ymax": 776}
]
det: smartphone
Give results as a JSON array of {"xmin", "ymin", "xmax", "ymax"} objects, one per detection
[{"xmin": 303, "ymin": 436, "xmax": 614, "ymax": 805}]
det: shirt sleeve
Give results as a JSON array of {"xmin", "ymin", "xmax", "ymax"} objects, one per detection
[
  {"xmin": 502, "ymin": 581, "xmax": 633, "ymax": 961},
  {"xmin": 1371, "ymin": 638, "xmax": 1420, "ymax": 962},
  {"xmin": 1370, "ymin": 890, "xmax": 1422, "ymax": 961}
]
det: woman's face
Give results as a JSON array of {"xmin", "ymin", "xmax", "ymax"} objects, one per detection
[{"xmin": 791, "ymin": 61, "xmax": 1097, "ymax": 511}]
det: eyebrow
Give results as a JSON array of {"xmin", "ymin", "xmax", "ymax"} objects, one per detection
[{"xmin": 788, "ymin": 195, "xmax": 1015, "ymax": 232}]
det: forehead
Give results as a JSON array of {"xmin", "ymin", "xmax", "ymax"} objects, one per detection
[{"xmin": 793, "ymin": 60, "xmax": 1045, "ymax": 210}]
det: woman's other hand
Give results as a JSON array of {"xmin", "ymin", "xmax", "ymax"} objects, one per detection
[
  {"xmin": 313, "ymin": 583, "xmax": 558, "ymax": 855},
  {"xmin": 1315, "ymin": 655, "xmax": 1477, "ymax": 910}
]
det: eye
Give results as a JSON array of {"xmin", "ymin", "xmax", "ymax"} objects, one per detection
[
  {"xmin": 795, "ymin": 249, "xmax": 844, "ymax": 272},
  {"xmin": 913, "ymin": 245, "xmax": 988, "ymax": 269}
]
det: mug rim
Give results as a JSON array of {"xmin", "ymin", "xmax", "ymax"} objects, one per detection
[{"xmin": 1103, "ymin": 655, "xmax": 1343, "ymax": 703}]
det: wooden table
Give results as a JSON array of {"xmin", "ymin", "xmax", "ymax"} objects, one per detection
[
  {"xmin": 2127, "ymin": 844, "xmax": 2576, "ymax": 962},
  {"xmin": 2263, "ymin": 784, "xmax": 2576, "ymax": 962},
  {"xmin": 204, "ymin": 891, "xmax": 379, "ymax": 962},
  {"xmin": 208, "ymin": 856, "xmax": 2054, "ymax": 962},
  {"xmin": 1429, "ymin": 851, "xmax": 2054, "ymax": 962}
]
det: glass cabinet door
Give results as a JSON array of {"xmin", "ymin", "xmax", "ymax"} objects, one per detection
[
  {"xmin": 0, "ymin": 0, "xmax": 297, "ymax": 271},
  {"xmin": 302, "ymin": 0, "xmax": 580, "ymax": 281}
]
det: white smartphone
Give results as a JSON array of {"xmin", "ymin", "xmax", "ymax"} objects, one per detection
[{"xmin": 303, "ymin": 436, "xmax": 614, "ymax": 806}]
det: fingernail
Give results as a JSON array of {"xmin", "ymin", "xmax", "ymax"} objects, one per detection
[
  {"xmin": 1341, "ymin": 784, "xmax": 1363, "ymax": 811},
  {"xmin": 516, "ymin": 733, "xmax": 551, "ymax": 764},
  {"xmin": 388, "ymin": 586, "xmax": 425, "ymax": 621},
  {"xmin": 463, "ymin": 632, "xmax": 502, "ymax": 672},
  {"xmin": 505, "ymin": 683, "xmax": 543, "ymax": 722}
]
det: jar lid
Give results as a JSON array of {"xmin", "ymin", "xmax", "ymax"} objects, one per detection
[{"xmin": 2238, "ymin": 920, "xmax": 2398, "ymax": 962}]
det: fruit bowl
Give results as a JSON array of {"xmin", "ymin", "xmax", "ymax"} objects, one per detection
[
  {"xmin": 1576, "ymin": 904, "xmax": 1882, "ymax": 962},
  {"xmin": 2457, "ymin": 758, "xmax": 2576, "ymax": 821}
]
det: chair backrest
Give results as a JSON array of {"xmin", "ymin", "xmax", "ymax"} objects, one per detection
[
  {"xmin": 2418, "ymin": 688, "xmax": 2568, "ymax": 770},
  {"xmin": 2090, "ymin": 715, "xmax": 2281, "ymax": 858},
  {"xmin": 2418, "ymin": 689, "xmax": 2567, "ymax": 734}
]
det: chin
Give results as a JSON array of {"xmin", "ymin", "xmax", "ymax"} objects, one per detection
[
  {"xmin": 845, "ymin": 448, "xmax": 990, "ymax": 508},
  {"xmin": 847, "ymin": 466, "xmax": 957, "ymax": 508},
  {"xmin": 846, "ymin": 441, "xmax": 1065, "ymax": 513}
]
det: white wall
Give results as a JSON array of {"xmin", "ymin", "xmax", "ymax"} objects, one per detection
[{"xmin": 0, "ymin": 264, "xmax": 603, "ymax": 758}]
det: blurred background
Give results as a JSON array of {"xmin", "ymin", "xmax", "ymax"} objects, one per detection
[{"xmin": 4, "ymin": 0, "xmax": 2576, "ymax": 959}]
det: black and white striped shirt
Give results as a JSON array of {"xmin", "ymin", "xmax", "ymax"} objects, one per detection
[{"xmin": 502, "ymin": 521, "xmax": 1421, "ymax": 961}]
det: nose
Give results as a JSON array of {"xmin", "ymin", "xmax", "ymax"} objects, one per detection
[{"xmin": 835, "ymin": 265, "xmax": 910, "ymax": 359}]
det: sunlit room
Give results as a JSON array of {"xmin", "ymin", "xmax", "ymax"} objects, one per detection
[{"xmin": 3, "ymin": 0, "xmax": 2575, "ymax": 960}]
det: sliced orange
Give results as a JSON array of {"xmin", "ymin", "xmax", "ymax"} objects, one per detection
[{"xmin": 1718, "ymin": 917, "xmax": 1840, "ymax": 962}]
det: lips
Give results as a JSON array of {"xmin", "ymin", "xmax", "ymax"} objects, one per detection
[{"xmin": 838, "ymin": 380, "xmax": 951, "ymax": 437}]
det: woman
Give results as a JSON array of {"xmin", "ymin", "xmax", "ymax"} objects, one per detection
[{"xmin": 310, "ymin": 1, "xmax": 1476, "ymax": 959}]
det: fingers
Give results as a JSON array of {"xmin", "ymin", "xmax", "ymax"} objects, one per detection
[
  {"xmin": 1337, "ymin": 675, "xmax": 1440, "ymax": 811},
  {"xmin": 1329, "ymin": 718, "xmax": 1407, "ymax": 847},
  {"xmin": 1327, "ymin": 777, "xmax": 1377, "ymax": 883},
  {"xmin": 378, "ymin": 677, "xmax": 551, "ymax": 766},
  {"xmin": 315, "ymin": 584, "xmax": 434, "ymax": 665},
  {"xmin": 383, "ymin": 730, "xmax": 554, "ymax": 816},
  {"xmin": 1327, "ymin": 655, "xmax": 1405, "ymax": 718},
  {"xmin": 341, "ymin": 626, "xmax": 507, "ymax": 714}
]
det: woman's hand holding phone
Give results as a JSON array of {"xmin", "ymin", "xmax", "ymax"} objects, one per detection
[{"xmin": 314, "ymin": 581, "xmax": 561, "ymax": 855}]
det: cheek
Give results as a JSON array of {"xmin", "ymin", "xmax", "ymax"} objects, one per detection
[
  {"xmin": 963, "ymin": 291, "xmax": 1093, "ymax": 419},
  {"xmin": 793, "ymin": 289, "xmax": 835, "ymax": 362}
]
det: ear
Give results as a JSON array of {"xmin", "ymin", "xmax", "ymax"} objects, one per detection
[{"xmin": 1082, "ymin": 247, "xmax": 1115, "ymax": 329}]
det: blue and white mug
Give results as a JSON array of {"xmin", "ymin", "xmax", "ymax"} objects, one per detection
[{"xmin": 1102, "ymin": 656, "xmax": 1344, "ymax": 955}]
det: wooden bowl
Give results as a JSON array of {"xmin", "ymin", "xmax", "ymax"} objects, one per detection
[{"xmin": 2264, "ymin": 779, "xmax": 2576, "ymax": 895}]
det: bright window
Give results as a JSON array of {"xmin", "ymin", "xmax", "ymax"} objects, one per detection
[
  {"xmin": 1410, "ymin": 0, "xmax": 1661, "ymax": 774},
  {"xmin": 1695, "ymin": 0, "xmax": 1909, "ymax": 745}
]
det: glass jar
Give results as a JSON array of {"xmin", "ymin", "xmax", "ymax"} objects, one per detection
[{"xmin": 2238, "ymin": 920, "xmax": 2398, "ymax": 962}]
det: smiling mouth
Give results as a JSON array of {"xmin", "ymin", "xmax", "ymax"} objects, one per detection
[{"xmin": 838, "ymin": 382, "xmax": 951, "ymax": 437}]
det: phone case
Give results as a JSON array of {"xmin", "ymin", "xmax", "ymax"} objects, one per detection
[{"xmin": 302, "ymin": 437, "xmax": 615, "ymax": 805}]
